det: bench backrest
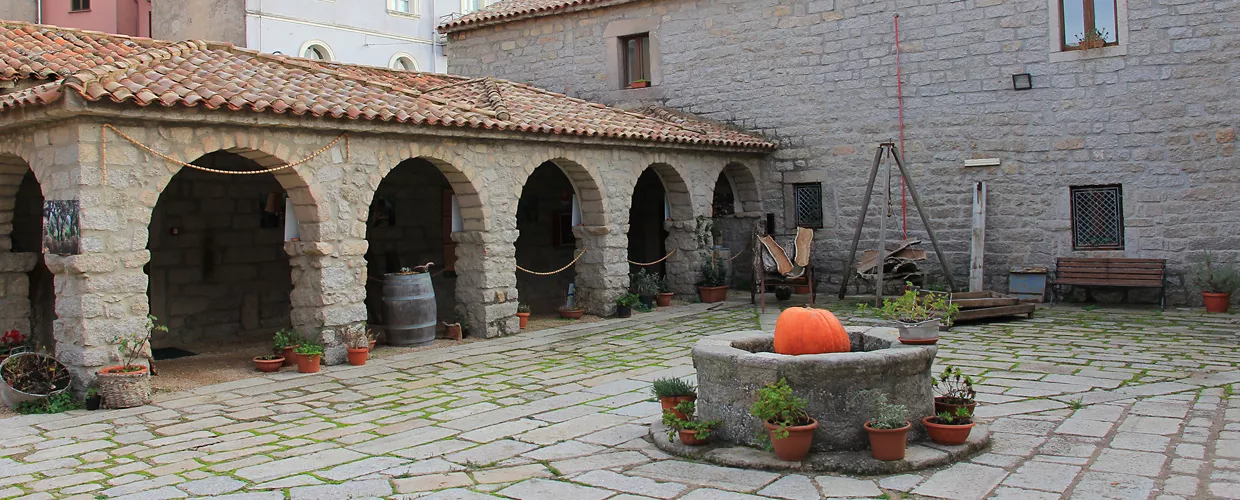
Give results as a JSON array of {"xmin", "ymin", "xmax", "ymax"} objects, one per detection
[{"xmin": 1055, "ymin": 257, "xmax": 1166, "ymax": 287}]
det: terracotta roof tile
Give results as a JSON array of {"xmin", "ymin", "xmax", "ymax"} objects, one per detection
[
  {"xmin": 0, "ymin": 21, "xmax": 775, "ymax": 152},
  {"xmin": 439, "ymin": 0, "xmax": 629, "ymax": 33},
  {"xmin": 0, "ymin": 20, "xmax": 169, "ymax": 81}
]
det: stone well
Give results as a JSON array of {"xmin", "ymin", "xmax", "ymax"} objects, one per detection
[{"xmin": 692, "ymin": 327, "xmax": 936, "ymax": 452}]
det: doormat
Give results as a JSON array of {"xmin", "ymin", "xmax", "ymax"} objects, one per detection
[{"xmin": 152, "ymin": 347, "xmax": 197, "ymax": 360}]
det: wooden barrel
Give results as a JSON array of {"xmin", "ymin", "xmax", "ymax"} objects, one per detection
[{"xmin": 382, "ymin": 272, "xmax": 437, "ymax": 347}]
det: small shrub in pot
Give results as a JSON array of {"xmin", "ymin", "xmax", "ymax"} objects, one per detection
[
  {"xmin": 652, "ymin": 377, "xmax": 696, "ymax": 419},
  {"xmin": 859, "ymin": 284, "xmax": 958, "ymax": 344},
  {"xmin": 857, "ymin": 390, "xmax": 910, "ymax": 461},
  {"xmin": 97, "ymin": 315, "xmax": 166, "ymax": 409},
  {"xmin": 923, "ymin": 407, "xmax": 976, "ymax": 446},
  {"xmin": 663, "ymin": 400, "xmax": 721, "ymax": 446},
  {"xmin": 1191, "ymin": 252, "xmax": 1240, "ymax": 313},
  {"xmin": 933, "ymin": 365, "xmax": 977, "ymax": 416},
  {"xmin": 0, "ymin": 352, "xmax": 71, "ymax": 409},
  {"xmin": 294, "ymin": 340, "xmax": 324, "ymax": 373},
  {"xmin": 615, "ymin": 293, "xmax": 640, "ymax": 318},
  {"xmin": 751, "ymin": 378, "xmax": 818, "ymax": 461}
]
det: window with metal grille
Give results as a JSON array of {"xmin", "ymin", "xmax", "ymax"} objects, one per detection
[
  {"xmin": 793, "ymin": 183, "xmax": 823, "ymax": 229},
  {"xmin": 1071, "ymin": 185, "xmax": 1124, "ymax": 250}
]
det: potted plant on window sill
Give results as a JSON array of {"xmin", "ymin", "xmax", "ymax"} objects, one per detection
[
  {"xmin": 860, "ymin": 283, "xmax": 958, "ymax": 344},
  {"xmin": 1191, "ymin": 251, "xmax": 1239, "ymax": 313},
  {"xmin": 652, "ymin": 376, "xmax": 696, "ymax": 419},
  {"xmin": 294, "ymin": 340, "xmax": 324, "ymax": 374},
  {"xmin": 751, "ymin": 378, "xmax": 817, "ymax": 461},
  {"xmin": 628, "ymin": 79, "xmax": 650, "ymax": 89},
  {"xmin": 858, "ymin": 390, "xmax": 910, "ymax": 461},
  {"xmin": 923, "ymin": 407, "xmax": 976, "ymax": 446},
  {"xmin": 1075, "ymin": 27, "xmax": 1109, "ymax": 50},
  {"xmin": 933, "ymin": 365, "xmax": 977, "ymax": 417},
  {"xmin": 516, "ymin": 303, "xmax": 531, "ymax": 329},
  {"xmin": 616, "ymin": 293, "xmax": 640, "ymax": 318},
  {"xmin": 663, "ymin": 400, "xmax": 721, "ymax": 446}
]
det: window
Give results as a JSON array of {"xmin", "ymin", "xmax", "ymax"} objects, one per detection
[
  {"xmin": 391, "ymin": 55, "xmax": 418, "ymax": 71},
  {"xmin": 389, "ymin": 0, "xmax": 413, "ymax": 14},
  {"xmin": 71, "ymin": 0, "xmax": 90, "ymax": 11},
  {"xmin": 793, "ymin": 183, "xmax": 823, "ymax": 229},
  {"xmin": 301, "ymin": 42, "xmax": 333, "ymax": 61},
  {"xmin": 461, "ymin": 0, "xmax": 483, "ymax": 14},
  {"xmin": 620, "ymin": 33, "xmax": 651, "ymax": 89},
  {"xmin": 1060, "ymin": 0, "xmax": 1118, "ymax": 50},
  {"xmin": 1071, "ymin": 185, "xmax": 1124, "ymax": 250}
]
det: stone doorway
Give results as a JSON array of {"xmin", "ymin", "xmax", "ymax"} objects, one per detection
[
  {"xmin": 145, "ymin": 151, "xmax": 294, "ymax": 354},
  {"xmin": 1, "ymin": 156, "xmax": 51, "ymax": 350},
  {"xmin": 627, "ymin": 168, "xmax": 669, "ymax": 277},
  {"xmin": 365, "ymin": 158, "xmax": 459, "ymax": 336},
  {"xmin": 516, "ymin": 162, "xmax": 582, "ymax": 314}
]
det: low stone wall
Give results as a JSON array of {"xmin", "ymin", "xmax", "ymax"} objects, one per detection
[{"xmin": 692, "ymin": 327, "xmax": 936, "ymax": 452}]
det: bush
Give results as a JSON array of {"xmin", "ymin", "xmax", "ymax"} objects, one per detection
[
  {"xmin": 651, "ymin": 377, "xmax": 696, "ymax": 398},
  {"xmin": 16, "ymin": 392, "xmax": 81, "ymax": 415},
  {"xmin": 750, "ymin": 378, "xmax": 811, "ymax": 441}
]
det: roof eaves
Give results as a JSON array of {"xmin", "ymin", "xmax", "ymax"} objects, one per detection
[{"xmin": 439, "ymin": 0, "xmax": 640, "ymax": 33}]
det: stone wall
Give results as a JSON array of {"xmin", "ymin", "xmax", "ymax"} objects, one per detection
[
  {"xmin": 0, "ymin": 1, "xmax": 37, "ymax": 24},
  {"xmin": 154, "ymin": 0, "xmax": 247, "ymax": 46},
  {"xmin": 445, "ymin": 0, "xmax": 1240, "ymax": 304}
]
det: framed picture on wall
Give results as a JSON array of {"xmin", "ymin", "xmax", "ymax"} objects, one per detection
[{"xmin": 42, "ymin": 200, "xmax": 81, "ymax": 255}]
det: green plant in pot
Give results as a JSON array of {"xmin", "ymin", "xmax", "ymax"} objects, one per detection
[
  {"xmin": 655, "ymin": 273, "xmax": 674, "ymax": 306},
  {"xmin": 632, "ymin": 269, "xmax": 661, "ymax": 308},
  {"xmin": 857, "ymin": 390, "xmax": 910, "ymax": 461},
  {"xmin": 294, "ymin": 339, "xmax": 324, "ymax": 374},
  {"xmin": 516, "ymin": 303, "xmax": 531, "ymax": 329},
  {"xmin": 663, "ymin": 400, "xmax": 721, "ymax": 446},
  {"xmin": 923, "ymin": 407, "xmax": 976, "ymax": 446},
  {"xmin": 652, "ymin": 377, "xmax": 696, "ymax": 419},
  {"xmin": 750, "ymin": 378, "xmax": 817, "ymax": 461},
  {"xmin": 615, "ymin": 293, "xmax": 640, "ymax": 318},
  {"xmin": 933, "ymin": 365, "xmax": 976, "ymax": 417},
  {"xmin": 860, "ymin": 283, "xmax": 958, "ymax": 344},
  {"xmin": 273, "ymin": 328, "xmax": 301, "ymax": 367},
  {"xmin": 96, "ymin": 314, "xmax": 166, "ymax": 409},
  {"xmin": 697, "ymin": 254, "xmax": 729, "ymax": 303},
  {"xmin": 1076, "ymin": 27, "xmax": 1110, "ymax": 50},
  {"xmin": 0, "ymin": 350, "xmax": 71, "ymax": 409},
  {"xmin": 1191, "ymin": 252, "xmax": 1239, "ymax": 313}
]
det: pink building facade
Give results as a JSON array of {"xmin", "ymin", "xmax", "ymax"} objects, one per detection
[{"xmin": 40, "ymin": 0, "xmax": 150, "ymax": 37}]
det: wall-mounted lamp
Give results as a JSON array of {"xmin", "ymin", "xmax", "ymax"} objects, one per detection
[{"xmin": 1012, "ymin": 73, "xmax": 1033, "ymax": 91}]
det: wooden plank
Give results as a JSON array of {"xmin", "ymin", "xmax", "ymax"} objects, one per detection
[
  {"xmin": 969, "ymin": 182, "xmax": 985, "ymax": 292},
  {"xmin": 1057, "ymin": 263, "xmax": 1167, "ymax": 271},
  {"xmin": 1056, "ymin": 258, "xmax": 1166, "ymax": 264},
  {"xmin": 952, "ymin": 297, "xmax": 1019, "ymax": 309},
  {"xmin": 1052, "ymin": 279, "xmax": 1164, "ymax": 287},
  {"xmin": 949, "ymin": 291, "xmax": 996, "ymax": 300},
  {"xmin": 1058, "ymin": 271, "xmax": 1165, "ymax": 279},
  {"xmin": 1057, "ymin": 261, "xmax": 1166, "ymax": 268},
  {"xmin": 953, "ymin": 303, "xmax": 1036, "ymax": 322}
]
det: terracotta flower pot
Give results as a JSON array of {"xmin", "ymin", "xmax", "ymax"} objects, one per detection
[
  {"xmin": 516, "ymin": 312, "xmax": 530, "ymax": 329},
  {"xmin": 656, "ymin": 293, "xmax": 673, "ymax": 307},
  {"xmin": 679, "ymin": 429, "xmax": 709, "ymax": 446},
  {"xmin": 368, "ymin": 339, "xmax": 377, "ymax": 352},
  {"xmin": 1203, "ymin": 292, "xmax": 1231, "ymax": 313},
  {"xmin": 934, "ymin": 397, "xmax": 977, "ymax": 417},
  {"xmin": 346, "ymin": 348, "xmax": 368, "ymax": 366},
  {"xmin": 698, "ymin": 286, "xmax": 728, "ymax": 303},
  {"xmin": 922, "ymin": 416, "xmax": 975, "ymax": 446},
  {"xmin": 254, "ymin": 356, "xmax": 284, "ymax": 373},
  {"xmin": 764, "ymin": 418, "xmax": 818, "ymax": 461},
  {"xmin": 297, "ymin": 354, "xmax": 321, "ymax": 374},
  {"xmin": 559, "ymin": 309, "xmax": 584, "ymax": 320},
  {"xmin": 659, "ymin": 395, "xmax": 696, "ymax": 420},
  {"xmin": 865, "ymin": 421, "xmax": 911, "ymax": 461},
  {"xmin": 794, "ymin": 285, "xmax": 811, "ymax": 295},
  {"xmin": 281, "ymin": 346, "xmax": 297, "ymax": 366}
]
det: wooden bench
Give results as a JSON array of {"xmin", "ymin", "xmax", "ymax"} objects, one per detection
[{"xmin": 1051, "ymin": 258, "xmax": 1166, "ymax": 309}]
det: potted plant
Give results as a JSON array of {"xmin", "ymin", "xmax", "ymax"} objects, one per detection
[
  {"xmin": 616, "ymin": 293, "xmax": 640, "ymax": 318},
  {"xmin": 0, "ymin": 329, "xmax": 29, "ymax": 365},
  {"xmin": 663, "ymin": 400, "xmax": 721, "ymax": 446},
  {"xmin": 632, "ymin": 269, "xmax": 660, "ymax": 308},
  {"xmin": 1076, "ymin": 27, "xmax": 1109, "ymax": 50},
  {"xmin": 859, "ymin": 390, "xmax": 910, "ymax": 461},
  {"xmin": 0, "ymin": 351, "xmax": 71, "ymax": 409},
  {"xmin": 750, "ymin": 378, "xmax": 817, "ymax": 461},
  {"xmin": 294, "ymin": 339, "xmax": 324, "ymax": 374},
  {"xmin": 862, "ymin": 284, "xmax": 958, "ymax": 344},
  {"xmin": 923, "ymin": 407, "xmax": 976, "ymax": 446},
  {"xmin": 697, "ymin": 254, "xmax": 729, "ymax": 303},
  {"xmin": 656, "ymin": 274, "xmax": 674, "ymax": 307},
  {"xmin": 367, "ymin": 326, "xmax": 378, "ymax": 352},
  {"xmin": 628, "ymin": 79, "xmax": 650, "ymax": 89},
  {"xmin": 652, "ymin": 377, "xmax": 696, "ymax": 419},
  {"xmin": 559, "ymin": 306, "xmax": 584, "ymax": 320},
  {"xmin": 933, "ymin": 365, "xmax": 977, "ymax": 416},
  {"xmin": 274, "ymin": 328, "xmax": 301, "ymax": 367},
  {"xmin": 443, "ymin": 312, "xmax": 465, "ymax": 340},
  {"xmin": 85, "ymin": 386, "xmax": 102, "ymax": 411},
  {"xmin": 1191, "ymin": 252, "xmax": 1239, "ymax": 313},
  {"xmin": 96, "ymin": 314, "xmax": 165, "ymax": 409},
  {"xmin": 253, "ymin": 354, "xmax": 284, "ymax": 373},
  {"xmin": 345, "ymin": 327, "xmax": 369, "ymax": 366},
  {"xmin": 516, "ymin": 303, "xmax": 531, "ymax": 329}
]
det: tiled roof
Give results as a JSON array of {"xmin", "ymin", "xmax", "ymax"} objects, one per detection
[
  {"xmin": 0, "ymin": 21, "xmax": 169, "ymax": 81},
  {"xmin": 0, "ymin": 21, "xmax": 775, "ymax": 151},
  {"xmin": 439, "ymin": 0, "xmax": 632, "ymax": 33}
]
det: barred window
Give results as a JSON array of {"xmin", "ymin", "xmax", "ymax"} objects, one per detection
[
  {"xmin": 1071, "ymin": 185, "xmax": 1124, "ymax": 250},
  {"xmin": 793, "ymin": 183, "xmax": 823, "ymax": 229}
]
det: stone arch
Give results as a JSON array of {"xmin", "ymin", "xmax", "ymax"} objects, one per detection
[
  {"xmin": 627, "ymin": 162, "xmax": 696, "ymax": 291},
  {"xmin": 521, "ymin": 157, "xmax": 608, "ymax": 227},
  {"xmin": 643, "ymin": 162, "xmax": 693, "ymax": 221},
  {"xmin": 717, "ymin": 162, "xmax": 762, "ymax": 214},
  {"xmin": 0, "ymin": 151, "xmax": 51, "ymax": 349}
]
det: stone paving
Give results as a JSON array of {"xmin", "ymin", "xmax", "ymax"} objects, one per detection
[{"xmin": 1, "ymin": 301, "xmax": 1239, "ymax": 499}]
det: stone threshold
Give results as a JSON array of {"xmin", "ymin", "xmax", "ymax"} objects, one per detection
[{"xmin": 649, "ymin": 421, "xmax": 991, "ymax": 475}]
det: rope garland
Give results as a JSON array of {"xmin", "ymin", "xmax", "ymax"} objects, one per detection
[
  {"xmin": 100, "ymin": 124, "xmax": 349, "ymax": 185},
  {"xmin": 516, "ymin": 248, "xmax": 587, "ymax": 276},
  {"xmin": 719, "ymin": 246, "xmax": 749, "ymax": 262},
  {"xmin": 627, "ymin": 248, "xmax": 676, "ymax": 266}
]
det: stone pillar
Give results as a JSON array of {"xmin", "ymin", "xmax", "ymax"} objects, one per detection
[
  {"xmin": 453, "ymin": 229, "xmax": 519, "ymax": 338},
  {"xmin": 573, "ymin": 225, "xmax": 628, "ymax": 316},
  {"xmin": 285, "ymin": 239, "xmax": 367, "ymax": 365},
  {"xmin": 0, "ymin": 252, "xmax": 37, "ymax": 335},
  {"xmin": 663, "ymin": 219, "xmax": 701, "ymax": 295}
]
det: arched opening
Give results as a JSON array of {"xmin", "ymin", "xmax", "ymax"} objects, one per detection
[
  {"xmin": 365, "ymin": 158, "xmax": 459, "ymax": 340},
  {"xmin": 0, "ymin": 154, "xmax": 51, "ymax": 350},
  {"xmin": 627, "ymin": 168, "xmax": 669, "ymax": 276},
  {"xmin": 145, "ymin": 151, "xmax": 293, "ymax": 365},
  {"xmin": 712, "ymin": 172, "xmax": 739, "ymax": 217},
  {"xmin": 712, "ymin": 162, "xmax": 763, "ymax": 289},
  {"xmin": 516, "ymin": 161, "xmax": 582, "ymax": 314}
]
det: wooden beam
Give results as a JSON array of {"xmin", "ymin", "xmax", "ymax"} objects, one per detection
[{"xmin": 969, "ymin": 181, "xmax": 986, "ymax": 292}]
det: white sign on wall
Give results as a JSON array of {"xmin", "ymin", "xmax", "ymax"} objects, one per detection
[{"xmin": 284, "ymin": 197, "xmax": 300, "ymax": 241}]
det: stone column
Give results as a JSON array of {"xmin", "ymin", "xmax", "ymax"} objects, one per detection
[
  {"xmin": 285, "ymin": 239, "xmax": 367, "ymax": 365},
  {"xmin": 453, "ymin": 229, "xmax": 519, "ymax": 338},
  {"xmin": 573, "ymin": 225, "xmax": 628, "ymax": 316},
  {"xmin": 0, "ymin": 252, "xmax": 37, "ymax": 335},
  {"xmin": 663, "ymin": 219, "xmax": 701, "ymax": 295}
]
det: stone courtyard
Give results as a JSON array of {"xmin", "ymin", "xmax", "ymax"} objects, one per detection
[{"xmin": 1, "ymin": 300, "xmax": 1238, "ymax": 500}]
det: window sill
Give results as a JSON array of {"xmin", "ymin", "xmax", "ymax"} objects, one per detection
[
  {"xmin": 69, "ymin": 9, "xmax": 91, "ymax": 13},
  {"xmin": 387, "ymin": 9, "xmax": 420, "ymax": 19},
  {"xmin": 1050, "ymin": 44, "xmax": 1126, "ymax": 63}
]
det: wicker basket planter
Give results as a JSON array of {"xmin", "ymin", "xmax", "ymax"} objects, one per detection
[{"xmin": 97, "ymin": 365, "xmax": 151, "ymax": 409}]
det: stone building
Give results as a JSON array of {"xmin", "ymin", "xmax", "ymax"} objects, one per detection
[
  {"xmin": 0, "ymin": 21, "xmax": 772, "ymax": 380},
  {"xmin": 441, "ymin": 0, "xmax": 1240, "ymax": 304}
]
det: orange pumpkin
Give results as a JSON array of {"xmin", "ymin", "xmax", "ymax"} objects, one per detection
[{"xmin": 774, "ymin": 307, "xmax": 850, "ymax": 355}]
